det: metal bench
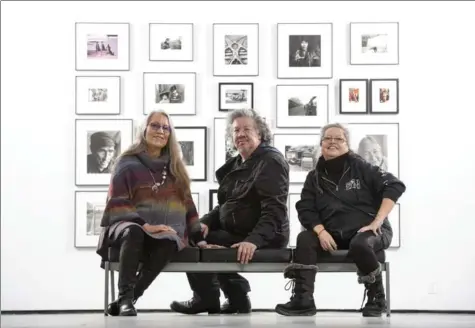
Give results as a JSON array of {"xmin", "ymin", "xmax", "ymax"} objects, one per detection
[{"xmin": 103, "ymin": 247, "xmax": 391, "ymax": 317}]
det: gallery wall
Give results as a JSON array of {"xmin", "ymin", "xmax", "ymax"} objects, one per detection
[{"xmin": 2, "ymin": 1, "xmax": 475, "ymax": 312}]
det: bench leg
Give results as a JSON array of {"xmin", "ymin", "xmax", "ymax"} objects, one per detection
[
  {"xmin": 110, "ymin": 270, "xmax": 116, "ymax": 302},
  {"xmin": 385, "ymin": 262, "xmax": 391, "ymax": 317},
  {"xmin": 104, "ymin": 262, "xmax": 110, "ymax": 316}
]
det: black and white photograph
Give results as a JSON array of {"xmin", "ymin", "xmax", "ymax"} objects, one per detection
[
  {"xmin": 388, "ymin": 203, "xmax": 401, "ymax": 248},
  {"xmin": 347, "ymin": 123, "xmax": 399, "ymax": 177},
  {"xmin": 76, "ymin": 119, "xmax": 133, "ymax": 185},
  {"xmin": 273, "ymin": 133, "xmax": 320, "ymax": 183},
  {"xmin": 75, "ymin": 191, "xmax": 108, "ymax": 248},
  {"xmin": 209, "ymin": 189, "xmax": 218, "ymax": 211},
  {"xmin": 276, "ymin": 85, "xmax": 328, "ymax": 128},
  {"xmin": 278, "ymin": 23, "xmax": 333, "ymax": 79},
  {"xmin": 370, "ymin": 79, "xmax": 399, "ymax": 114},
  {"xmin": 75, "ymin": 22, "xmax": 130, "ymax": 71},
  {"xmin": 149, "ymin": 23, "xmax": 193, "ymax": 61},
  {"xmin": 174, "ymin": 127, "xmax": 207, "ymax": 181},
  {"xmin": 143, "ymin": 72, "xmax": 196, "ymax": 115},
  {"xmin": 213, "ymin": 118, "xmax": 228, "ymax": 181},
  {"xmin": 76, "ymin": 76, "xmax": 120, "ymax": 115},
  {"xmin": 213, "ymin": 23, "xmax": 259, "ymax": 76},
  {"xmin": 350, "ymin": 22, "xmax": 399, "ymax": 65},
  {"xmin": 339, "ymin": 79, "xmax": 369, "ymax": 114},
  {"xmin": 219, "ymin": 82, "xmax": 254, "ymax": 111},
  {"xmin": 288, "ymin": 193, "xmax": 304, "ymax": 247}
]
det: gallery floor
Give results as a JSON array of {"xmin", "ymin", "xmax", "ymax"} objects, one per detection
[{"xmin": 2, "ymin": 312, "xmax": 475, "ymax": 328}]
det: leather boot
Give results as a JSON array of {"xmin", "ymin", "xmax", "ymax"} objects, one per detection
[
  {"xmin": 170, "ymin": 292, "xmax": 221, "ymax": 315},
  {"xmin": 361, "ymin": 273, "xmax": 386, "ymax": 317},
  {"xmin": 220, "ymin": 294, "xmax": 252, "ymax": 314}
]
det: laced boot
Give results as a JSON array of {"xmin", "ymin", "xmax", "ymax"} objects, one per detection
[
  {"xmin": 359, "ymin": 272, "xmax": 386, "ymax": 317},
  {"xmin": 275, "ymin": 263, "xmax": 318, "ymax": 316}
]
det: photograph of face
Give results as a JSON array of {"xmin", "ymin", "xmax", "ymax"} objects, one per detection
[
  {"xmin": 349, "ymin": 88, "xmax": 359, "ymax": 103},
  {"xmin": 88, "ymin": 88, "xmax": 108, "ymax": 102},
  {"xmin": 380, "ymin": 88, "xmax": 390, "ymax": 103},
  {"xmin": 86, "ymin": 202, "xmax": 105, "ymax": 236},
  {"xmin": 225, "ymin": 35, "xmax": 248, "ymax": 65},
  {"xmin": 160, "ymin": 36, "xmax": 182, "ymax": 50},
  {"xmin": 155, "ymin": 84, "xmax": 185, "ymax": 104},
  {"xmin": 179, "ymin": 141, "xmax": 194, "ymax": 166},
  {"xmin": 357, "ymin": 135, "xmax": 388, "ymax": 171},
  {"xmin": 87, "ymin": 34, "xmax": 118, "ymax": 58},
  {"xmin": 361, "ymin": 34, "xmax": 388, "ymax": 53},
  {"xmin": 289, "ymin": 35, "xmax": 321, "ymax": 67},
  {"xmin": 87, "ymin": 131, "xmax": 120, "ymax": 174},
  {"xmin": 288, "ymin": 95, "xmax": 317, "ymax": 116}
]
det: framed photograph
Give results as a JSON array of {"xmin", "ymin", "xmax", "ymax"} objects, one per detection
[
  {"xmin": 370, "ymin": 79, "xmax": 399, "ymax": 114},
  {"xmin": 288, "ymin": 193, "xmax": 304, "ymax": 248},
  {"xmin": 75, "ymin": 22, "xmax": 130, "ymax": 71},
  {"xmin": 350, "ymin": 22, "xmax": 399, "ymax": 65},
  {"xmin": 75, "ymin": 76, "xmax": 120, "ymax": 115},
  {"xmin": 191, "ymin": 192, "xmax": 200, "ymax": 214},
  {"xmin": 273, "ymin": 133, "xmax": 320, "ymax": 183},
  {"xmin": 143, "ymin": 72, "xmax": 196, "ymax": 115},
  {"xmin": 75, "ymin": 190, "xmax": 108, "ymax": 248},
  {"xmin": 209, "ymin": 189, "xmax": 218, "ymax": 211},
  {"xmin": 219, "ymin": 82, "xmax": 254, "ymax": 111},
  {"xmin": 276, "ymin": 84, "xmax": 328, "ymax": 128},
  {"xmin": 214, "ymin": 118, "xmax": 237, "ymax": 182},
  {"xmin": 213, "ymin": 23, "xmax": 259, "ymax": 76},
  {"xmin": 388, "ymin": 203, "xmax": 401, "ymax": 248},
  {"xmin": 75, "ymin": 119, "xmax": 134, "ymax": 186},
  {"xmin": 149, "ymin": 23, "xmax": 193, "ymax": 61},
  {"xmin": 277, "ymin": 23, "xmax": 333, "ymax": 79},
  {"xmin": 339, "ymin": 79, "xmax": 369, "ymax": 114},
  {"xmin": 174, "ymin": 127, "xmax": 207, "ymax": 181},
  {"xmin": 347, "ymin": 123, "xmax": 399, "ymax": 177}
]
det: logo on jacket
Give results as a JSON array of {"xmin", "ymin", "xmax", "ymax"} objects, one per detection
[{"xmin": 345, "ymin": 179, "xmax": 361, "ymax": 191}]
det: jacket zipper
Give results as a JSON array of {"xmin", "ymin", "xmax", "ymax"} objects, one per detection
[{"xmin": 322, "ymin": 167, "xmax": 350, "ymax": 191}]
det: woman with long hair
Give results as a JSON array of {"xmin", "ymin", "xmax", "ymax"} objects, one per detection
[{"xmin": 96, "ymin": 110, "xmax": 204, "ymax": 317}]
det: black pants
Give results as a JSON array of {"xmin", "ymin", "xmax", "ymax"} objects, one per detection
[{"xmin": 113, "ymin": 225, "xmax": 178, "ymax": 301}]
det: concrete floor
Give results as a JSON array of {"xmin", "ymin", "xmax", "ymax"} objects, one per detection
[{"xmin": 2, "ymin": 312, "xmax": 475, "ymax": 328}]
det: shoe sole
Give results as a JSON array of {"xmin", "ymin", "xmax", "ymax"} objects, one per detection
[{"xmin": 275, "ymin": 307, "xmax": 317, "ymax": 316}]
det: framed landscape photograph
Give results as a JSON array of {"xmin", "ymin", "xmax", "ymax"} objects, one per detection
[
  {"xmin": 276, "ymin": 84, "xmax": 328, "ymax": 128},
  {"xmin": 75, "ymin": 22, "xmax": 130, "ymax": 71},
  {"xmin": 75, "ymin": 76, "xmax": 121, "ymax": 115},
  {"xmin": 288, "ymin": 193, "xmax": 304, "ymax": 247},
  {"xmin": 339, "ymin": 79, "xmax": 369, "ymax": 114},
  {"xmin": 214, "ymin": 118, "xmax": 236, "ymax": 181},
  {"xmin": 388, "ymin": 203, "xmax": 401, "ymax": 248},
  {"xmin": 277, "ymin": 23, "xmax": 333, "ymax": 79},
  {"xmin": 209, "ymin": 189, "xmax": 218, "ymax": 211},
  {"xmin": 219, "ymin": 82, "xmax": 254, "ymax": 111},
  {"xmin": 350, "ymin": 22, "xmax": 399, "ymax": 65},
  {"xmin": 75, "ymin": 190, "xmax": 108, "ymax": 248},
  {"xmin": 143, "ymin": 72, "xmax": 196, "ymax": 115},
  {"xmin": 370, "ymin": 79, "xmax": 399, "ymax": 114},
  {"xmin": 213, "ymin": 23, "xmax": 259, "ymax": 76},
  {"xmin": 273, "ymin": 133, "xmax": 320, "ymax": 183},
  {"xmin": 75, "ymin": 119, "xmax": 133, "ymax": 186},
  {"xmin": 174, "ymin": 127, "xmax": 207, "ymax": 181},
  {"xmin": 347, "ymin": 123, "xmax": 399, "ymax": 177},
  {"xmin": 149, "ymin": 23, "xmax": 193, "ymax": 61}
]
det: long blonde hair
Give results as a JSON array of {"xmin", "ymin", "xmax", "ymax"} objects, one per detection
[{"xmin": 116, "ymin": 110, "xmax": 191, "ymax": 201}]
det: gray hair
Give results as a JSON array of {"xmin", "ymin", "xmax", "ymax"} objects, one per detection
[
  {"xmin": 321, "ymin": 123, "xmax": 351, "ymax": 148},
  {"xmin": 225, "ymin": 108, "xmax": 272, "ymax": 150}
]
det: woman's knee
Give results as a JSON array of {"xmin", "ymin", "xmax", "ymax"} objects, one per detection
[
  {"xmin": 349, "ymin": 232, "xmax": 371, "ymax": 253},
  {"xmin": 121, "ymin": 225, "xmax": 145, "ymax": 243}
]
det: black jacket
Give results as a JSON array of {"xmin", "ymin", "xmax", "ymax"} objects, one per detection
[
  {"xmin": 297, "ymin": 152, "xmax": 406, "ymax": 240},
  {"xmin": 201, "ymin": 143, "xmax": 290, "ymax": 248}
]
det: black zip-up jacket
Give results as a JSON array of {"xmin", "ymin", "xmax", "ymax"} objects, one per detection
[
  {"xmin": 296, "ymin": 152, "xmax": 406, "ymax": 240},
  {"xmin": 200, "ymin": 143, "xmax": 290, "ymax": 248}
]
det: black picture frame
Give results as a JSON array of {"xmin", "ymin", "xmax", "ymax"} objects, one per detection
[
  {"xmin": 209, "ymin": 189, "xmax": 218, "ymax": 211},
  {"xmin": 339, "ymin": 79, "xmax": 369, "ymax": 115},
  {"xmin": 369, "ymin": 78, "xmax": 399, "ymax": 114},
  {"xmin": 174, "ymin": 126, "xmax": 207, "ymax": 181},
  {"xmin": 218, "ymin": 82, "xmax": 254, "ymax": 112},
  {"xmin": 148, "ymin": 23, "xmax": 194, "ymax": 62}
]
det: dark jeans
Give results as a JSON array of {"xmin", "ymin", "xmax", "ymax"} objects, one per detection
[{"xmin": 113, "ymin": 225, "xmax": 178, "ymax": 301}]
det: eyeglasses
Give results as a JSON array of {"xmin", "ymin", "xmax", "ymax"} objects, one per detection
[
  {"xmin": 149, "ymin": 123, "xmax": 171, "ymax": 133},
  {"xmin": 321, "ymin": 137, "xmax": 346, "ymax": 144}
]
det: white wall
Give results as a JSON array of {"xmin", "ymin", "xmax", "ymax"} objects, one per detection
[{"xmin": 2, "ymin": 1, "xmax": 475, "ymax": 312}]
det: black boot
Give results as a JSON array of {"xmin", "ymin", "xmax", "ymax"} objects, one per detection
[
  {"xmin": 220, "ymin": 294, "xmax": 252, "ymax": 314},
  {"xmin": 170, "ymin": 292, "xmax": 221, "ymax": 315},
  {"xmin": 275, "ymin": 264, "xmax": 318, "ymax": 316},
  {"xmin": 360, "ymin": 273, "xmax": 386, "ymax": 317}
]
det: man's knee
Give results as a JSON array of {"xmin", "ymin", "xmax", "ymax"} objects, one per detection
[{"xmin": 296, "ymin": 230, "xmax": 318, "ymax": 248}]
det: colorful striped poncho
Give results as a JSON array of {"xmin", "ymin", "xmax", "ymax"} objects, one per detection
[{"xmin": 96, "ymin": 152, "xmax": 203, "ymax": 258}]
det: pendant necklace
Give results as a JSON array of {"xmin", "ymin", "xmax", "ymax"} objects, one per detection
[{"xmin": 149, "ymin": 166, "xmax": 167, "ymax": 193}]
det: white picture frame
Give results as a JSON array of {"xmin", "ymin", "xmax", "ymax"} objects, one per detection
[
  {"xmin": 388, "ymin": 203, "xmax": 401, "ymax": 248},
  {"xmin": 209, "ymin": 189, "xmax": 218, "ymax": 211},
  {"xmin": 350, "ymin": 22, "xmax": 399, "ymax": 65},
  {"xmin": 339, "ymin": 79, "xmax": 369, "ymax": 114},
  {"xmin": 143, "ymin": 72, "xmax": 196, "ymax": 116},
  {"xmin": 75, "ymin": 22, "xmax": 130, "ymax": 71},
  {"xmin": 277, "ymin": 23, "xmax": 333, "ymax": 79},
  {"xmin": 288, "ymin": 193, "xmax": 304, "ymax": 247},
  {"xmin": 213, "ymin": 118, "xmax": 235, "ymax": 182},
  {"xmin": 75, "ymin": 76, "xmax": 121, "ymax": 115},
  {"xmin": 174, "ymin": 127, "xmax": 207, "ymax": 181},
  {"xmin": 149, "ymin": 23, "xmax": 193, "ymax": 61},
  {"xmin": 75, "ymin": 190, "xmax": 108, "ymax": 248},
  {"xmin": 276, "ymin": 84, "xmax": 328, "ymax": 128},
  {"xmin": 191, "ymin": 192, "xmax": 200, "ymax": 215},
  {"xmin": 75, "ymin": 119, "xmax": 134, "ymax": 186},
  {"xmin": 219, "ymin": 82, "xmax": 254, "ymax": 112},
  {"xmin": 370, "ymin": 79, "xmax": 399, "ymax": 114},
  {"xmin": 213, "ymin": 23, "xmax": 259, "ymax": 76}
]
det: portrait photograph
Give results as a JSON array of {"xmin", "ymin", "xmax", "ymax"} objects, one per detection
[
  {"xmin": 350, "ymin": 22, "xmax": 399, "ymax": 65},
  {"xmin": 209, "ymin": 189, "xmax": 218, "ymax": 211},
  {"xmin": 75, "ymin": 191, "xmax": 108, "ymax": 248},
  {"xmin": 287, "ymin": 193, "xmax": 304, "ymax": 247},
  {"xmin": 370, "ymin": 79, "xmax": 399, "ymax": 114},
  {"xmin": 219, "ymin": 82, "xmax": 254, "ymax": 111},
  {"xmin": 174, "ymin": 127, "xmax": 207, "ymax": 181},
  {"xmin": 347, "ymin": 123, "xmax": 399, "ymax": 177},
  {"xmin": 149, "ymin": 23, "xmax": 193, "ymax": 61},
  {"xmin": 143, "ymin": 72, "xmax": 196, "ymax": 115},
  {"xmin": 388, "ymin": 203, "xmax": 401, "ymax": 248},
  {"xmin": 277, "ymin": 23, "xmax": 333, "ymax": 79},
  {"xmin": 75, "ymin": 119, "xmax": 133, "ymax": 185},
  {"xmin": 273, "ymin": 133, "xmax": 320, "ymax": 183},
  {"xmin": 276, "ymin": 84, "xmax": 328, "ymax": 128},
  {"xmin": 75, "ymin": 76, "xmax": 120, "ymax": 115},
  {"xmin": 339, "ymin": 79, "xmax": 369, "ymax": 114},
  {"xmin": 213, "ymin": 23, "xmax": 259, "ymax": 76},
  {"xmin": 75, "ymin": 22, "xmax": 130, "ymax": 71}
]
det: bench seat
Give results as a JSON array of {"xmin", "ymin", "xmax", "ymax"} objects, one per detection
[{"xmin": 200, "ymin": 248, "xmax": 293, "ymax": 263}]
